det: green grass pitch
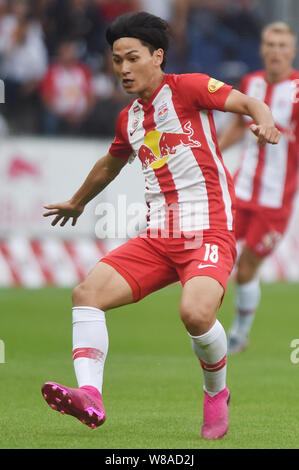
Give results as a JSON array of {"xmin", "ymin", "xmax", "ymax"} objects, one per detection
[{"xmin": 0, "ymin": 282, "xmax": 298, "ymax": 449}]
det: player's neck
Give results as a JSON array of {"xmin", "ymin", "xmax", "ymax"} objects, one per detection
[
  {"xmin": 265, "ymin": 67, "xmax": 294, "ymax": 84},
  {"xmin": 138, "ymin": 72, "xmax": 165, "ymax": 103}
]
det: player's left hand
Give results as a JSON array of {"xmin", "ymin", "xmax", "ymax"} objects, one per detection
[
  {"xmin": 250, "ymin": 124, "xmax": 281, "ymax": 146},
  {"xmin": 43, "ymin": 200, "xmax": 84, "ymax": 227}
]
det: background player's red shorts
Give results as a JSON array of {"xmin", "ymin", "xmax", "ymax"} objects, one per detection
[
  {"xmin": 235, "ymin": 205, "xmax": 290, "ymax": 258},
  {"xmin": 101, "ymin": 229, "xmax": 236, "ymax": 302}
]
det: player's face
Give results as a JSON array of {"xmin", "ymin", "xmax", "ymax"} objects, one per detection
[
  {"xmin": 261, "ymin": 31, "xmax": 296, "ymax": 78},
  {"xmin": 112, "ymin": 37, "xmax": 164, "ymax": 98}
]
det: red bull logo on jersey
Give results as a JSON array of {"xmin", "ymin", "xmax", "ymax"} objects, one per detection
[{"xmin": 138, "ymin": 121, "xmax": 201, "ymax": 170}]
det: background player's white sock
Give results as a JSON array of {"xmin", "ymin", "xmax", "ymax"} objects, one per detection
[
  {"xmin": 72, "ymin": 306, "xmax": 108, "ymax": 394},
  {"xmin": 230, "ymin": 277, "xmax": 261, "ymax": 339},
  {"xmin": 189, "ymin": 320, "xmax": 227, "ymax": 397}
]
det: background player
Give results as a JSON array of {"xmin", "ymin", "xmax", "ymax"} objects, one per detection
[
  {"xmin": 40, "ymin": 12, "xmax": 279, "ymax": 439},
  {"xmin": 219, "ymin": 22, "xmax": 299, "ymax": 354}
]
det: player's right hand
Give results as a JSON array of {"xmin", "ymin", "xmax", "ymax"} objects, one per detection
[
  {"xmin": 43, "ymin": 201, "xmax": 84, "ymax": 227},
  {"xmin": 249, "ymin": 124, "xmax": 281, "ymax": 146}
]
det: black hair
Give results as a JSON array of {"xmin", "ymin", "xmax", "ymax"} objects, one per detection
[{"xmin": 106, "ymin": 12, "xmax": 170, "ymax": 70}]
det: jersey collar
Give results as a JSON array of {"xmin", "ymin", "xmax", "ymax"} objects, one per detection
[{"xmin": 137, "ymin": 74, "xmax": 167, "ymax": 109}]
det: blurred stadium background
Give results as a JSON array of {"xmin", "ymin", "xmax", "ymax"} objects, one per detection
[{"xmin": 0, "ymin": 0, "xmax": 299, "ymax": 286}]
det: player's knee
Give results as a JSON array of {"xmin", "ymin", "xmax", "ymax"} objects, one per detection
[
  {"xmin": 72, "ymin": 282, "xmax": 105, "ymax": 310},
  {"xmin": 237, "ymin": 255, "xmax": 259, "ymax": 284},
  {"xmin": 72, "ymin": 283, "xmax": 90, "ymax": 306},
  {"xmin": 180, "ymin": 301, "xmax": 216, "ymax": 334},
  {"xmin": 236, "ymin": 264, "xmax": 252, "ymax": 284}
]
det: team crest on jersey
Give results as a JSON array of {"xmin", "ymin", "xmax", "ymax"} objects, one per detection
[
  {"xmin": 157, "ymin": 102, "xmax": 169, "ymax": 122},
  {"xmin": 208, "ymin": 78, "xmax": 224, "ymax": 93}
]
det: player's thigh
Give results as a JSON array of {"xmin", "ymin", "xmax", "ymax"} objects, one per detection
[
  {"xmin": 72, "ymin": 261, "xmax": 134, "ymax": 311},
  {"xmin": 236, "ymin": 245, "xmax": 262, "ymax": 284},
  {"xmin": 100, "ymin": 235, "xmax": 178, "ymax": 302},
  {"xmin": 180, "ymin": 276, "xmax": 224, "ymax": 335},
  {"xmin": 72, "ymin": 235, "xmax": 179, "ymax": 310}
]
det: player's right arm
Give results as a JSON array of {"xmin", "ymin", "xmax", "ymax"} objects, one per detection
[
  {"xmin": 218, "ymin": 114, "xmax": 247, "ymax": 152},
  {"xmin": 43, "ymin": 153, "xmax": 128, "ymax": 227}
]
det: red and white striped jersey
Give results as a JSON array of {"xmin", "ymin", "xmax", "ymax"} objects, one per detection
[
  {"xmin": 109, "ymin": 73, "xmax": 235, "ymax": 233},
  {"xmin": 40, "ymin": 63, "xmax": 93, "ymax": 117},
  {"xmin": 234, "ymin": 70, "xmax": 299, "ymax": 218}
]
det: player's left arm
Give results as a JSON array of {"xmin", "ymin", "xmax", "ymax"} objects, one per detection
[{"xmin": 224, "ymin": 89, "xmax": 281, "ymax": 146}]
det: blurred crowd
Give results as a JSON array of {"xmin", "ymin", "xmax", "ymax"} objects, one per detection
[{"xmin": 0, "ymin": 0, "xmax": 263, "ymax": 137}]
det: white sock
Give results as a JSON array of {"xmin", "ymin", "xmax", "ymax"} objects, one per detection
[
  {"xmin": 189, "ymin": 320, "xmax": 227, "ymax": 396},
  {"xmin": 230, "ymin": 277, "xmax": 261, "ymax": 339},
  {"xmin": 72, "ymin": 306, "xmax": 109, "ymax": 394}
]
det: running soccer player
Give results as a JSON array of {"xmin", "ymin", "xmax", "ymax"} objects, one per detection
[
  {"xmin": 218, "ymin": 22, "xmax": 299, "ymax": 354},
  {"xmin": 41, "ymin": 12, "xmax": 280, "ymax": 439}
]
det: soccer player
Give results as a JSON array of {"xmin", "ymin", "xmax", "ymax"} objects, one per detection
[
  {"xmin": 218, "ymin": 22, "xmax": 299, "ymax": 354},
  {"xmin": 41, "ymin": 12, "xmax": 280, "ymax": 439}
]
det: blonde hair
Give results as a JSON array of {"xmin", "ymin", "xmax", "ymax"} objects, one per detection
[{"xmin": 262, "ymin": 22, "xmax": 296, "ymax": 41}]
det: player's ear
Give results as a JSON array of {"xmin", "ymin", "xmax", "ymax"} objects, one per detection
[{"xmin": 153, "ymin": 48, "xmax": 164, "ymax": 68}]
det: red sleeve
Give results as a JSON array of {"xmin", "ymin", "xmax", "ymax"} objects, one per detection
[
  {"xmin": 109, "ymin": 108, "xmax": 133, "ymax": 161},
  {"xmin": 175, "ymin": 73, "xmax": 233, "ymax": 112}
]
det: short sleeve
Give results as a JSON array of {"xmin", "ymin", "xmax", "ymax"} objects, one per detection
[
  {"xmin": 176, "ymin": 73, "xmax": 233, "ymax": 112},
  {"xmin": 109, "ymin": 108, "xmax": 133, "ymax": 161}
]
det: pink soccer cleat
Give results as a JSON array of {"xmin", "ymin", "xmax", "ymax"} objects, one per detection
[
  {"xmin": 201, "ymin": 385, "xmax": 230, "ymax": 439},
  {"xmin": 41, "ymin": 382, "xmax": 106, "ymax": 429}
]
